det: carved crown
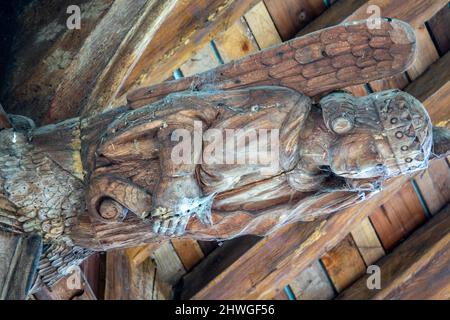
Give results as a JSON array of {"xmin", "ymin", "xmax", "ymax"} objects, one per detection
[{"xmin": 373, "ymin": 90, "xmax": 432, "ymax": 174}]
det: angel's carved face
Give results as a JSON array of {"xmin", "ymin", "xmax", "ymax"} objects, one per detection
[{"xmin": 329, "ymin": 133, "xmax": 389, "ymax": 179}]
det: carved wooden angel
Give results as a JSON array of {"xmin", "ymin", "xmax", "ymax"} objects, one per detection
[{"xmin": 0, "ymin": 19, "xmax": 448, "ymax": 294}]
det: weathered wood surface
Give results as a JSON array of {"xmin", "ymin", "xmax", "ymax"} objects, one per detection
[
  {"xmin": 0, "ymin": 231, "xmax": 42, "ymax": 300},
  {"xmin": 289, "ymin": 260, "xmax": 335, "ymax": 300},
  {"xmin": 214, "ymin": 19, "xmax": 259, "ymax": 63},
  {"xmin": 127, "ymin": 19, "xmax": 417, "ymax": 107},
  {"xmin": 350, "ymin": 217, "xmax": 385, "ymax": 265},
  {"xmin": 34, "ymin": 271, "xmax": 97, "ymax": 300},
  {"xmin": 105, "ymin": 249, "xmax": 170, "ymax": 300},
  {"xmin": 1, "ymin": 0, "xmax": 260, "ymax": 124},
  {"xmin": 106, "ymin": 0, "xmax": 260, "ymax": 109},
  {"xmin": 172, "ymin": 2, "xmax": 281, "ymax": 283},
  {"xmin": 338, "ymin": 203, "xmax": 450, "ymax": 300},
  {"xmin": 1, "ymin": 0, "xmax": 115, "ymax": 124},
  {"xmin": 1, "ymin": 1, "xmax": 448, "ymax": 300},
  {"xmin": 406, "ymin": 24, "xmax": 439, "ymax": 80},
  {"xmin": 264, "ymin": 0, "xmax": 326, "ymax": 41},
  {"xmin": 297, "ymin": 0, "xmax": 447, "ymax": 97},
  {"xmin": 187, "ymin": 176, "xmax": 413, "ymax": 299},
  {"xmin": 81, "ymin": 253, "xmax": 106, "ymax": 299},
  {"xmin": 151, "ymin": 242, "xmax": 186, "ymax": 287},
  {"xmin": 426, "ymin": 4, "xmax": 450, "ymax": 56},
  {"xmin": 414, "ymin": 158, "xmax": 450, "ymax": 215},
  {"xmin": 405, "ymin": 51, "xmax": 450, "ymax": 128},
  {"xmin": 244, "ymin": 2, "xmax": 282, "ymax": 49},
  {"xmin": 369, "ymin": 183, "xmax": 427, "ymax": 251},
  {"xmin": 320, "ymin": 234, "xmax": 366, "ymax": 293},
  {"xmin": 179, "ymin": 236, "xmax": 259, "ymax": 299}
]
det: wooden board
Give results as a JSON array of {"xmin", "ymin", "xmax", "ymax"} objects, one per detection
[
  {"xmin": 171, "ymin": 239, "xmax": 204, "ymax": 271},
  {"xmin": 113, "ymin": 0, "xmax": 260, "ymax": 104},
  {"xmin": 214, "ymin": 19, "xmax": 259, "ymax": 63},
  {"xmin": 179, "ymin": 44, "xmax": 219, "ymax": 77},
  {"xmin": 289, "ymin": 260, "xmax": 335, "ymax": 300},
  {"xmin": 244, "ymin": 1, "xmax": 282, "ymax": 49},
  {"xmin": 426, "ymin": 4, "xmax": 450, "ymax": 56},
  {"xmin": 0, "ymin": 103, "xmax": 12, "ymax": 129},
  {"xmin": 264, "ymin": 0, "xmax": 326, "ymax": 40},
  {"xmin": 405, "ymin": 51, "xmax": 450, "ymax": 128},
  {"xmin": 320, "ymin": 234, "xmax": 366, "ymax": 292},
  {"xmin": 2, "ymin": 0, "xmax": 115, "ymax": 124},
  {"xmin": 369, "ymin": 183, "xmax": 427, "ymax": 251},
  {"xmin": 188, "ymin": 175, "xmax": 413, "ymax": 299},
  {"xmin": 339, "ymin": 203, "xmax": 450, "ymax": 300},
  {"xmin": 272, "ymin": 289, "xmax": 290, "ymax": 300},
  {"xmin": 180, "ymin": 236, "xmax": 260, "ymax": 300},
  {"xmin": 105, "ymin": 249, "xmax": 170, "ymax": 300},
  {"xmin": 34, "ymin": 272, "xmax": 97, "ymax": 300},
  {"xmin": 0, "ymin": 231, "xmax": 42, "ymax": 300},
  {"xmin": 345, "ymin": 0, "xmax": 448, "ymax": 30},
  {"xmin": 350, "ymin": 217, "xmax": 385, "ymax": 265},
  {"xmin": 414, "ymin": 158, "xmax": 450, "ymax": 215},
  {"xmin": 406, "ymin": 25, "xmax": 439, "ymax": 80},
  {"xmin": 151, "ymin": 242, "xmax": 186, "ymax": 286},
  {"xmin": 81, "ymin": 252, "xmax": 106, "ymax": 299}
]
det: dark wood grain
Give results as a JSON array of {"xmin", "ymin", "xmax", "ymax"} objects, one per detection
[{"xmin": 0, "ymin": 231, "xmax": 42, "ymax": 300}]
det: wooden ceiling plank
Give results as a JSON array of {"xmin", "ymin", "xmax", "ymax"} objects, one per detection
[
  {"xmin": 320, "ymin": 234, "xmax": 367, "ymax": 293},
  {"xmin": 214, "ymin": 19, "xmax": 259, "ymax": 63},
  {"xmin": 171, "ymin": 239, "xmax": 205, "ymax": 271},
  {"xmin": 180, "ymin": 236, "xmax": 260, "ymax": 300},
  {"xmin": 426, "ymin": 4, "xmax": 450, "ymax": 56},
  {"xmin": 81, "ymin": 253, "xmax": 106, "ymax": 299},
  {"xmin": 105, "ymin": 249, "xmax": 171, "ymax": 300},
  {"xmin": 338, "ymin": 203, "xmax": 450, "ymax": 300},
  {"xmin": 115, "ymin": 0, "xmax": 260, "ymax": 101},
  {"xmin": 414, "ymin": 158, "xmax": 450, "ymax": 215},
  {"xmin": 174, "ymin": 11, "xmax": 271, "ymax": 280},
  {"xmin": 0, "ymin": 231, "xmax": 42, "ymax": 300},
  {"xmin": 289, "ymin": 260, "xmax": 335, "ymax": 300},
  {"xmin": 406, "ymin": 25, "xmax": 439, "ymax": 80},
  {"xmin": 264, "ymin": 0, "xmax": 326, "ymax": 40},
  {"xmin": 405, "ymin": 51, "xmax": 450, "ymax": 128},
  {"xmin": 1, "ymin": 0, "xmax": 115, "ymax": 125},
  {"xmin": 179, "ymin": 44, "xmax": 220, "ymax": 77},
  {"xmin": 369, "ymin": 183, "xmax": 427, "ymax": 251},
  {"xmin": 189, "ymin": 175, "xmax": 412, "ymax": 299},
  {"xmin": 152, "ymin": 241, "xmax": 186, "ymax": 288},
  {"xmin": 244, "ymin": 1, "xmax": 282, "ymax": 49},
  {"xmin": 350, "ymin": 217, "xmax": 385, "ymax": 265}
]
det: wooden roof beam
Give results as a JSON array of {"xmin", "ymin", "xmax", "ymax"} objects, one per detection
[{"xmin": 338, "ymin": 203, "xmax": 450, "ymax": 300}]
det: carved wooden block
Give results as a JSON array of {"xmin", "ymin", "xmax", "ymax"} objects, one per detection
[{"xmin": 0, "ymin": 19, "xmax": 448, "ymax": 294}]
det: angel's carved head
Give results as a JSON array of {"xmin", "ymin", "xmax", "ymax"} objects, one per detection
[{"xmin": 324, "ymin": 90, "xmax": 432, "ymax": 179}]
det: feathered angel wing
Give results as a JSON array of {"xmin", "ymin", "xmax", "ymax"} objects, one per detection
[{"xmin": 128, "ymin": 18, "xmax": 416, "ymax": 108}]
